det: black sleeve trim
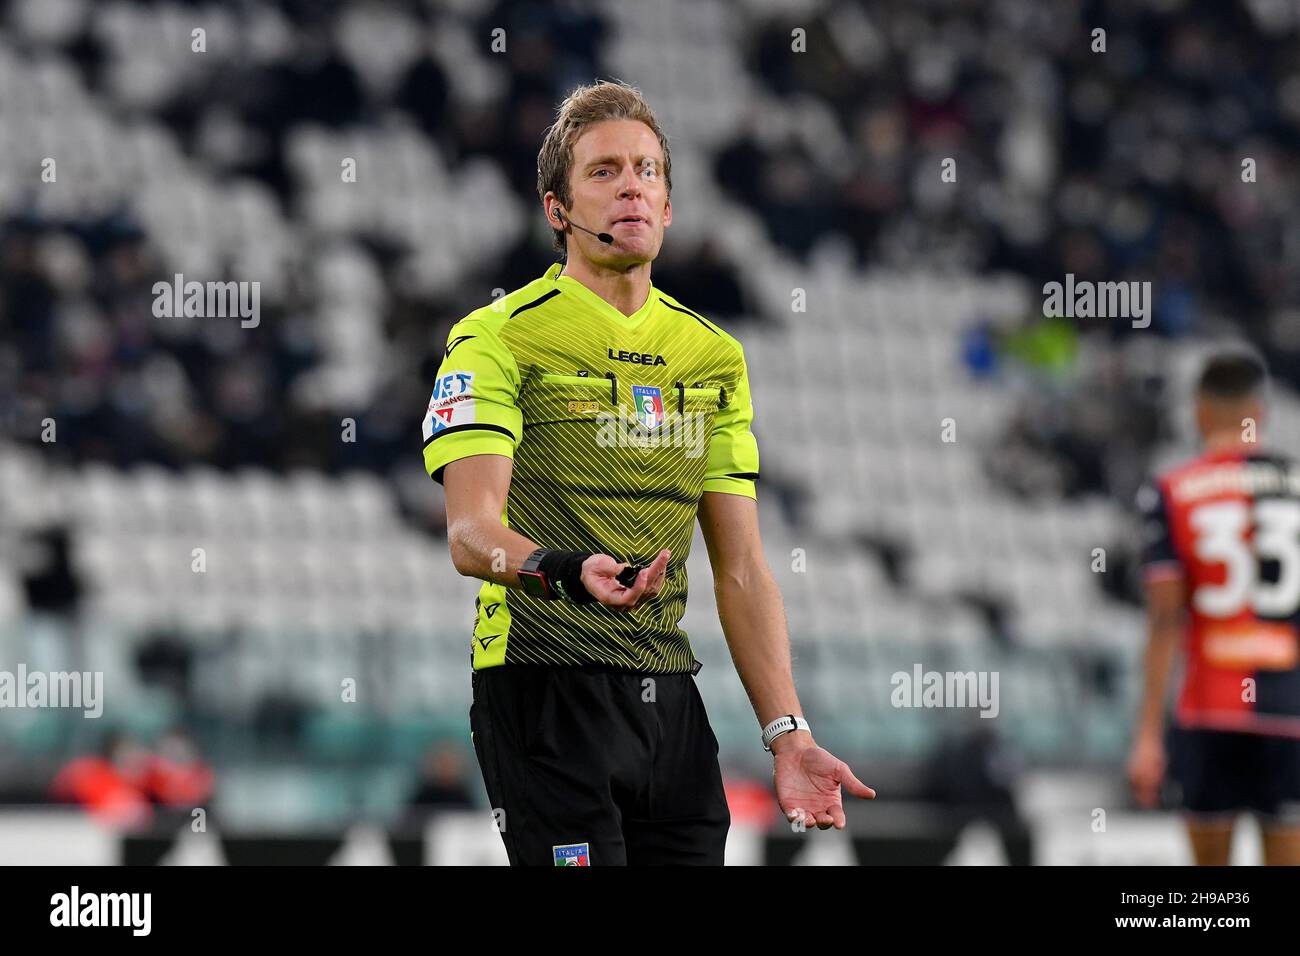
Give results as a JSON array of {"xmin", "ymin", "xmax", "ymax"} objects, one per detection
[
  {"xmin": 661, "ymin": 300, "xmax": 720, "ymax": 335},
  {"xmin": 423, "ymin": 423, "xmax": 516, "ymax": 449},
  {"xmin": 427, "ymin": 422, "xmax": 516, "ymax": 484},
  {"xmin": 509, "ymin": 288, "xmax": 561, "ymax": 318},
  {"xmin": 725, "ymin": 472, "xmax": 759, "ymax": 481}
]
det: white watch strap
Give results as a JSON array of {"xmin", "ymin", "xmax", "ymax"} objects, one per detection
[{"xmin": 762, "ymin": 714, "xmax": 810, "ymax": 751}]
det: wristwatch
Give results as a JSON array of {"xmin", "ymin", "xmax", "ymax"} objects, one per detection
[
  {"xmin": 762, "ymin": 714, "xmax": 811, "ymax": 752},
  {"xmin": 517, "ymin": 548, "xmax": 556, "ymax": 600},
  {"xmin": 516, "ymin": 548, "xmax": 597, "ymax": 604}
]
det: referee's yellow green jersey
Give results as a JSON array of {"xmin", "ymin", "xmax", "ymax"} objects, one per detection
[{"xmin": 422, "ymin": 262, "xmax": 759, "ymax": 673}]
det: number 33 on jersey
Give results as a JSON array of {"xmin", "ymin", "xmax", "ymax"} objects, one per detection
[{"xmin": 1140, "ymin": 451, "xmax": 1300, "ymax": 734}]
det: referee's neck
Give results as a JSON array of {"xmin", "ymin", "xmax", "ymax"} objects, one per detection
[{"xmin": 560, "ymin": 255, "xmax": 654, "ymax": 318}]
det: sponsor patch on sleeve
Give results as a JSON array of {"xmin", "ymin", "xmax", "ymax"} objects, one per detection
[{"xmin": 424, "ymin": 370, "xmax": 476, "ymax": 438}]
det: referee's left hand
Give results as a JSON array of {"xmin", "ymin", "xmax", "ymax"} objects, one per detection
[
  {"xmin": 773, "ymin": 738, "xmax": 876, "ymax": 831},
  {"xmin": 581, "ymin": 548, "xmax": 671, "ymax": 611}
]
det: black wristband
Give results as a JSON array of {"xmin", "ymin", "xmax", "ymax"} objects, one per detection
[{"xmin": 532, "ymin": 549, "xmax": 597, "ymax": 604}]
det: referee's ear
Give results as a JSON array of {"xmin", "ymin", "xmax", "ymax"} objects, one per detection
[
  {"xmin": 547, "ymin": 202, "xmax": 569, "ymax": 251},
  {"xmin": 543, "ymin": 193, "xmax": 565, "ymax": 227}
]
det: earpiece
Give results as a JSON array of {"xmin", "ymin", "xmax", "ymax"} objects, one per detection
[{"xmin": 548, "ymin": 207, "xmax": 613, "ymax": 244}]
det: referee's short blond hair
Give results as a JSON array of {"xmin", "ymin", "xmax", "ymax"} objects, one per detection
[{"xmin": 537, "ymin": 80, "xmax": 673, "ymax": 252}]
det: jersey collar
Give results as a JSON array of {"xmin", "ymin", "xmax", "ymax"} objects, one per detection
[{"xmin": 545, "ymin": 261, "xmax": 659, "ymax": 331}]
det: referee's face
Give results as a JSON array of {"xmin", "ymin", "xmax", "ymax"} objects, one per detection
[{"xmin": 565, "ymin": 119, "xmax": 672, "ymax": 267}]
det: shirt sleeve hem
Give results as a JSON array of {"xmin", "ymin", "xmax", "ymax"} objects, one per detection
[
  {"xmin": 424, "ymin": 432, "xmax": 516, "ymax": 484},
  {"xmin": 701, "ymin": 476, "xmax": 757, "ymax": 499}
]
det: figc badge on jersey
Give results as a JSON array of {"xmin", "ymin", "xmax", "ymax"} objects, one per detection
[
  {"xmin": 632, "ymin": 385, "xmax": 664, "ymax": 430},
  {"xmin": 553, "ymin": 842, "xmax": 590, "ymax": 866}
]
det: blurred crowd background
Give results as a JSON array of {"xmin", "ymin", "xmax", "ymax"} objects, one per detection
[{"xmin": 1, "ymin": 0, "xmax": 1298, "ymax": 862}]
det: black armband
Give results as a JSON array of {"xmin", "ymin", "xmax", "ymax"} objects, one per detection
[{"xmin": 518, "ymin": 548, "xmax": 597, "ymax": 604}]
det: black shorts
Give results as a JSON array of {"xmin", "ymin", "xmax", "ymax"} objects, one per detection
[
  {"xmin": 470, "ymin": 663, "xmax": 731, "ymax": 865},
  {"xmin": 1169, "ymin": 726, "xmax": 1300, "ymax": 823}
]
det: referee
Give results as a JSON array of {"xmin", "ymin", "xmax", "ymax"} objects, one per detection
[{"xmin": 422, "ymin": 80, "xmax": 875, "ymax": 865}]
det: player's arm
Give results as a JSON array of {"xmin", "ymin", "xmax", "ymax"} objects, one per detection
[
  {"xmin": 1129, "ymin": 574, "xmax": 1186, "ymax": 808},
  {"xmin": 1128, "ymin": 481, "xmax": 1187, "ymax": 807},
  {"xmin": 1134, "ymin": 574, "xmax": 1187, "ymax": 744}
]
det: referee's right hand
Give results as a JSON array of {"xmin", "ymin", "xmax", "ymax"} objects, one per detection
[{"xmin": 582, "ymin": 549, "xmax": 671, "ymax": 611}]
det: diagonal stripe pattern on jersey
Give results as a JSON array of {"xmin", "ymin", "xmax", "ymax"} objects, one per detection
[{"xmin": 421, "ymin": 262, "xmax": 759, "ymax": 673}]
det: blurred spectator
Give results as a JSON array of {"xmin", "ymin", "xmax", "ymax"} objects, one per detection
[
  {"xmin": 49, "ymin": 731, "xmax": 141, "ymax": 826},
  {"xmin": 923, "ymin": 722, "xmax": 1031, "ymax": 865},
  {"xmin": 723, "ymin": 774, "xmax": 780, "ymax": 833},
  {"xmin": 406, "ymin": 744, "xmax": 475, "ymax": 816},
  {"xmin": 20, "ymin": 526, "xmax": 82, "ymax": 616},
  {"xmin": 140, "ymin": 728, "xmax": 216, "ymax": 812},
  {"xmin": 4, "ymin": 0, "xmax": 1286, "ymax": 492},
  {"xmin": 49, "ymin": 729, "xmax": 214, "ymax": 827},
  {"xmin": 655, "ymin": 240, "xmax": 750, "ymax": 324}
]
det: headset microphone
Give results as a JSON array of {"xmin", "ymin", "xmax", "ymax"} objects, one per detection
[{"xmin": 553, "ymin": 208, "xmax": 614, "ymax": 245}]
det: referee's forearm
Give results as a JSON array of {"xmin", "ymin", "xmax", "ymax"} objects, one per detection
[
  {"xmin": 447, "ymin": 516, "xmax": 540, "ymax": 588},
  {"xmin": 715, "ymin": 572, "xmax": 805, "ymax": 728}
]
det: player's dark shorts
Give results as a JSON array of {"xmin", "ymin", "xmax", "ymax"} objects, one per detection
[
  {"xmin": 1169, "ymin": 726, "xmax": 1300, "ymax": 823},
  {"xmin": 470, "ymin": 663, "xmax": 731, "ymax": 865}
]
